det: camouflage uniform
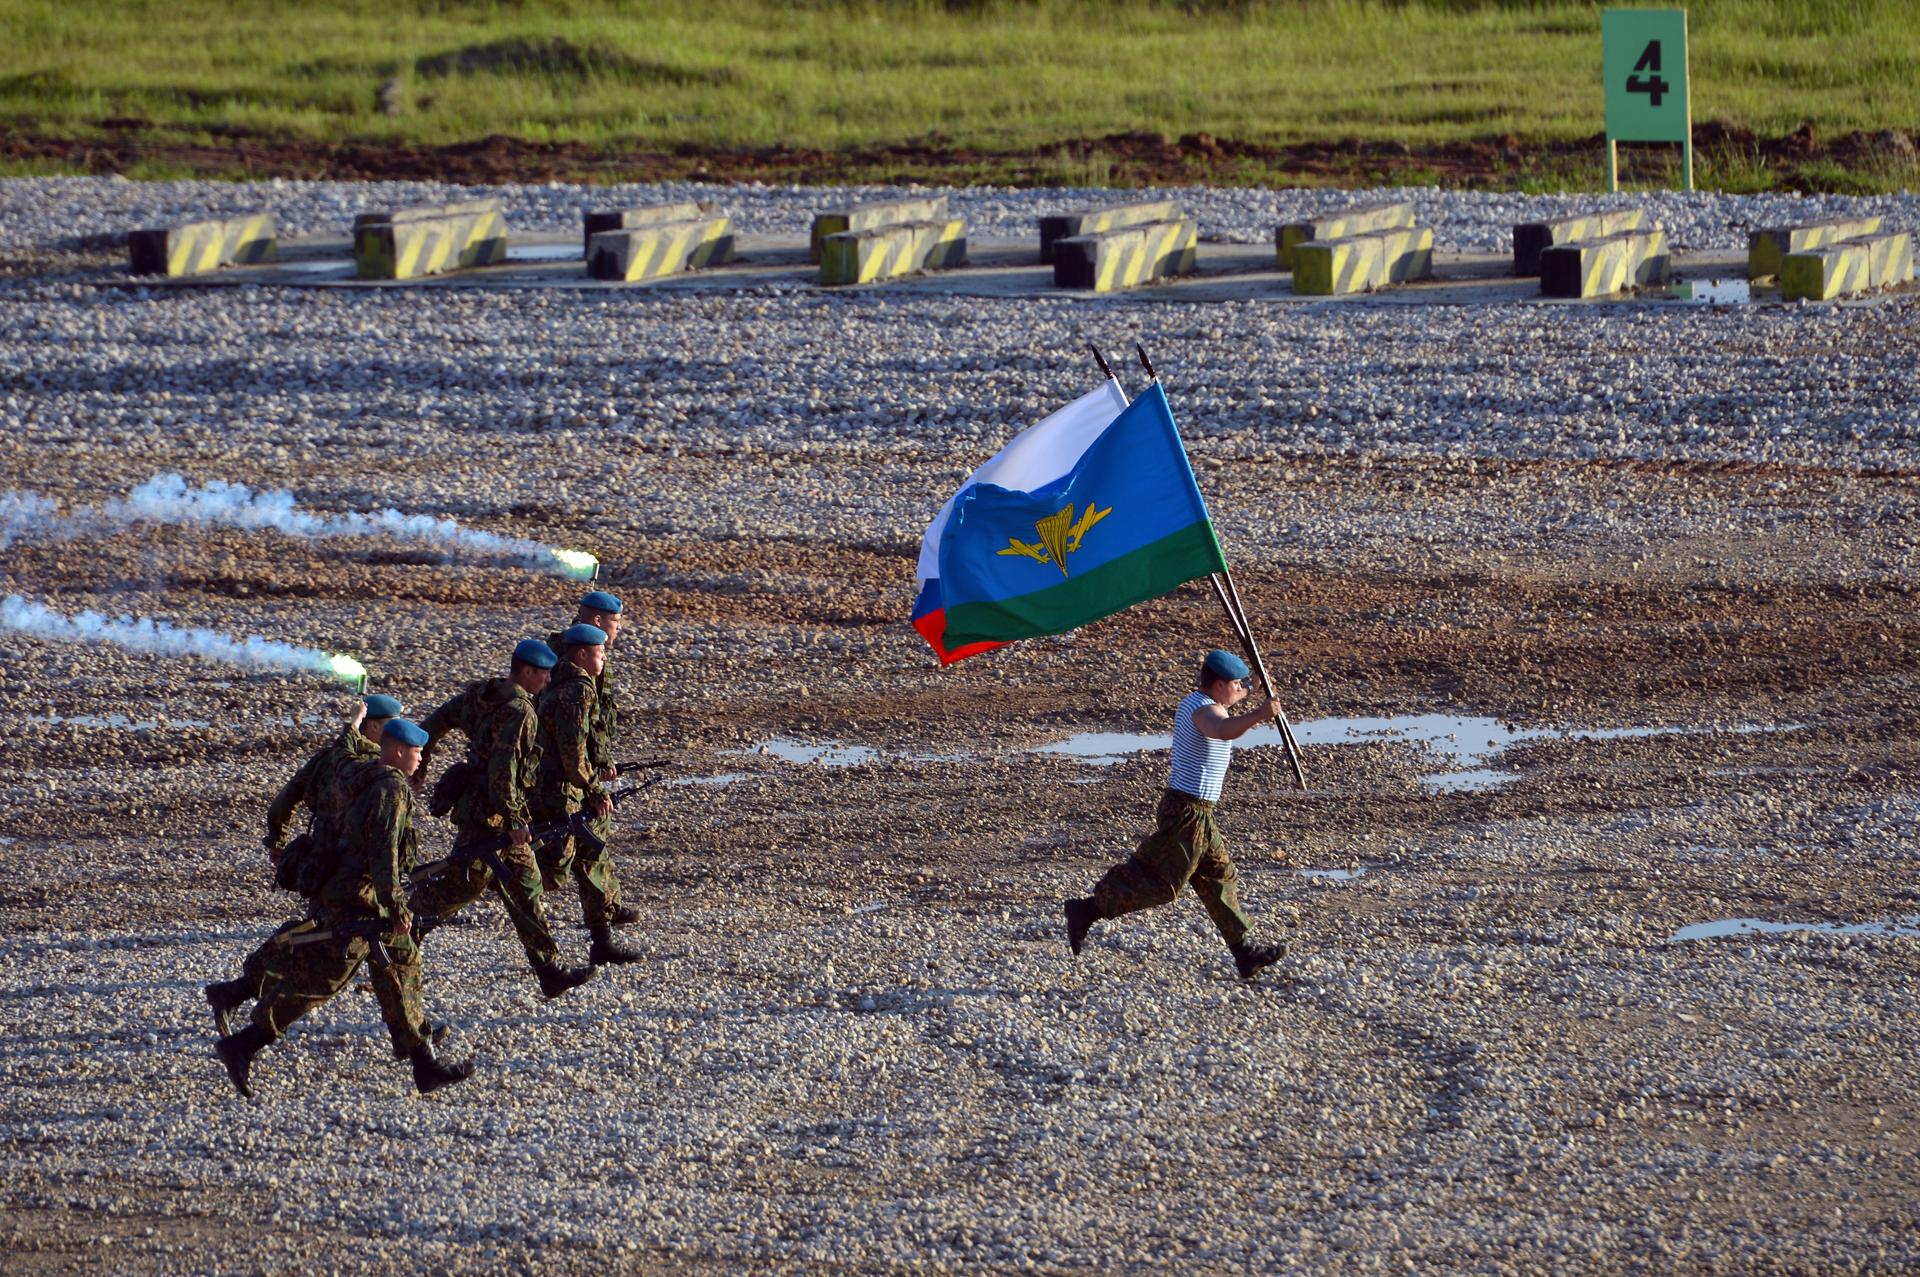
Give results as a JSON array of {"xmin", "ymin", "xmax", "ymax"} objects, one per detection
[
  {"xmin": 532, "ymin": 651, "xmax": 622, "ymax": 927},
  {"xmin": 249, "ymin": 757, "xmax": 429, "ymax": 1054},
  {"xmin": 240, "ymin": 724, "xmax": 381, "ymax": 997},
  {"xmin": 1091, "ymin": 789, "xmax": 1251, "ymax": 948},
  {"xmin": 409, "ymin": 678, "xmax": 561, "ymax": 969}
]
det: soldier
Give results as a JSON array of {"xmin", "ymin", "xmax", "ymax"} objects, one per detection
[
  {"xmin": 205, "ymin": 693, "xmax": 439, "ymax": 1058},
  {"xmin": 1062, "ymin": 649, "xmax": 1290, "ymax": 982},
  {"xmin": 411, "ymin": 639, "xmax": 596, "ymax": 999},
  {"xmin": 214, "ymin": 718, "xmax": 472, "ymax": 1097},
  {"xmin": 533, "ymin": 623, "xmax": 641, "ymax": 965},
  {"xmin": 553, "ymin": 590, "xmax": 640, "ymax": 925}
]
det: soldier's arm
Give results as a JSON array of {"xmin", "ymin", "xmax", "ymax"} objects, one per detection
[
  {"xmin": 263, "ymin": 750, "xmax": 324, "ymax": 850},
  {"xmin": 488, "ymin": 703, "xmax": 533, "ymax": 829},
  {"xmin": 415, "ymin": 692, "xmax": 464, "ymax": 775},
  {"xmin": 555, "ymin": 685, "xmax": 606, "ymax": 799},
  {"xmin": 361, "ymin": 779, "xmax": 411, "ymax": 924}
]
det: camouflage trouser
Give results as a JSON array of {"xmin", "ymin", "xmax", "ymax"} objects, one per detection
[
  {"xmin": 408, "ymin": 825, "xmax": 560, "ymax": 969},
  {"xmin": 249, "ymin": 911, "xmax": 427, "ymax": 1055},
  {"xmin": 242, "ymin": 914, "xmax": 421, "ymax": 1053},
  {"xmin": 1091, "ymin": 788, "xmax": 1251, "ymax": 949},
  {"xmin": 531, "ymin": 796, "xmax": 622, "ymax": 928}
]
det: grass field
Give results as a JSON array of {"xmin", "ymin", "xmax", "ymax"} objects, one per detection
[{"xmin": 3, "ymin": 0, "xmax": 1917, "ymax": 189}]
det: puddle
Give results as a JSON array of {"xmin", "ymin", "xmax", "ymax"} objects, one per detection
[
  {"xmin": 1296, "ymin": 865, "xmax": 1370, "ymax": 881},
  {"xmin": 1029, "ymin": 714, "xmax": 1794, "ymax": 793},
  {"xmin": 276, "ymin": 260, "xmax": 353, "ymax": 276},
  {"xmin": 741, "ymin": 737, "xmax": 879, "ymax": 768},
  {"xmin": 48, "ymin": 712, "xmax": 211, "ymax": 731},
  {"xmin": 1669, "ymin": 916, "xmax": 1920, "ymax": 942},
  {"xmin": 671, "ymin": 773, "xmax": 753, "ymax": 788},
  {"xmin": 506, "ymin": 243, "xmax": 581, "ymax": 262}
]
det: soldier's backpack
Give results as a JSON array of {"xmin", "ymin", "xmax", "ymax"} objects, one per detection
[
  {"xmin": 273, "ymin": 832, "xmax": 337, "ymax": 896},
  {"xmin": 429, "ymin": 759, "xmax": 481, "ymax": 819}
]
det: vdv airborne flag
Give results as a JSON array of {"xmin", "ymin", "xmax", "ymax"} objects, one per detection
[
  {"xmin": 912, "ymin": 379, "xmax": 1128, "ymax": 664},
  {"xmin": 922, "ymin": 382, "xmax": 1227, "ymax": 658}
]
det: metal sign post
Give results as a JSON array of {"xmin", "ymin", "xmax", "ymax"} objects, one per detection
[{"xmin": 1602, "ymin": 8, "xmax": 1693, "ymax": 192}]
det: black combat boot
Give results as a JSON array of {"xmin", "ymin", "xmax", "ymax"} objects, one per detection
[
  {"xmin": 535, "ymin": 960, "xmax": 598, "ymax": 999},
  {"xmin": 588, "ymin": 925, "xmax": 644, "ymax": 965},
  {"xmin": 609, "ymin": 903, "xmax": 642, "ymax": 928},
  {"xmin": 214, "ymin": 1023, "xmax": 271, "ymax": 1098},
  {"xmin": 204, "ymin": 978, "xmax": 251, "ymax": 1038},
  {"xmin": 1231, "ymin": 939, "xmax": 1288, "ymax": 981},
  {"xmin": 389, "ymin": 1020, "xmax": 452, "ymax": 1061},
  {"xmin": 410, "ymin": 1044, "xmax": 474, "ymax": 1096},
  {"xmin": 1063, "ymin": 898, "xmax": 1099, "ymax": 956}
]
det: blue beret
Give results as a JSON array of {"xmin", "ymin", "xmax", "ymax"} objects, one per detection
[
  {"xmin": 1203, "ymin": 648, "xmax": 1251, "ymax": 682},
  {"xmin": 579, "ymin": 590, "xmax": 623, "ymax": 614},
  {"xmin": 561, "ymin": 623, "xmax": 608, "ymax": 648},
  {"xmin": 513, "ymin": 638, "xmax": 558, "ymax": 670},
  {"xmin": 362, "ymin": 694, "xmax": 403, "ymax": 720},
  {"xmin": 382, "ymin": 718, "xmax": 429, "ymax": 748}
]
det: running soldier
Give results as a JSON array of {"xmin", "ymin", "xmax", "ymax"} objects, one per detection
[
  {"xmin": 548, "ymin": 589, "xmax": 640, "ymax": 930},
  {"xmin": 533, "ymin": 623, "xmax": 641, "ymax": 965},
  {"xmin": 206, "ymin": 693, "xmax": 438, "ymax": 1058},
  {"xmin": 411, "ymin": 639, "xmax": 596, "ymax": 999},
  {"xmin": 1062, "ymin": 649, "xmax": 1289, "ymax": 981},
  {"xmin": 213, "ymin": 718, "xmax": 472, "ymax": 1097}
]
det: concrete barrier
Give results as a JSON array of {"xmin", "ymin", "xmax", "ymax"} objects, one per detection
[
  {"xmin": 586, "ymin": 216, "xmax": 738, "ymax": 282},
  {"xmin": 352, "ymin": 200, "xmax": 509, "ymax": 280},
  {"xmin": 1748, "ymin": 216, "xmax": 1883, "ymax": 281},
  {"xmin": 819, "ymin": 219, "xmax": 968, "ymax": 285},
  {"xmin": 1038, "ymin": 200, "xmax": 1184, "ymax": 264},
  {"xmin": 1780, "ymin": 231, "xmax": 1914, "ymax": 301},
  {"xmin": 810, "ymin": 196, "xmax": 949, "ymax": 264},
  {"xmin": 1053, "ymin": 220, "xmax": 1198, "ymax": 292},
  {"xmin": 1276, "ymin": 201, "xmax": 1416, "ymax": 270},
  {"xmin": 127, "ymin": 214, "xmax": 276, "ymax": 277},
  {"xmin": 1512, "ymin": 209, "xmax": 1648, "ymax": 277},
  {"xmin": 1290, "ymin": 227, "xmax": 1434, "ymax": 296},
  {"xmin": 1539, "ymin": 230, "xmax": 1671, "ymax": 298},
  {"xmin": 583, "ymin": 203, "xmax": 712, "ymax": 255}
]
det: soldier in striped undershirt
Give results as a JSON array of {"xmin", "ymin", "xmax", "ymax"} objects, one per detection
[{"xmin": 1063, "ymin": 648, "xmax": 1289, "ymax": 981}]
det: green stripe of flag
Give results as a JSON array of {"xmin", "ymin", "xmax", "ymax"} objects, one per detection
[{"xmin": 941, "ymin": 521, "xmax": 1226, "ymax": 649}]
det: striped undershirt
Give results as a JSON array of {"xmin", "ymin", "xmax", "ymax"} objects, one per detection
[{"xmin": 1166, "ymin": 689, "xmax": 1233, "ymax": 802}]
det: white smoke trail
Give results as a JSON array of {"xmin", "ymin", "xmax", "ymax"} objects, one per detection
[
  {"xmin": 0, "ymin": 492, "xmax": 72, "ymax": 550},
  {"xmin": 1, "ymin": 475, "xmax": 595, "ymax": 578},
  {"xmin": 0, "ymin": 594, "xmax": 365, "ymax": 685}
]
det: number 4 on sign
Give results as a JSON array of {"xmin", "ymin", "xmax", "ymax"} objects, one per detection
[{"xmin": 1627, "ymin": 41, "xmax": 1669, "ymax": 108}]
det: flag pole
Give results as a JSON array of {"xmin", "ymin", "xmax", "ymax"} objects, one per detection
[{"xmin": 1134, "ymin": 342, "xmax": 1309, "ymax": 792}]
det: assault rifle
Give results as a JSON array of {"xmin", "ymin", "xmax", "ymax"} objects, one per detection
[
  {"xmin": 613, "ymin": 758, "xmax": 673, "ymax": 777},
  {"xmin": 286, "ymin": 914, "xmax": 441, "ymax": 969}
]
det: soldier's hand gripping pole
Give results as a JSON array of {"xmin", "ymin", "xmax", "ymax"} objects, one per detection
[{"xmin": 1209, "ymin": 570, "xmax": 1308, "ymax": 791}]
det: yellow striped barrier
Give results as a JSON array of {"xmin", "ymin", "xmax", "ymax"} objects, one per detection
[
  {"xmin": 1512, "ymin": 209, "xmax": 1648, "ymax": 276},
  {"xmin": 583, "ymin": 203, "xmax": 713, "ymax": 255},
  {"xmin": 1748, "ymin": 216, "xmax": 1883, "ymax": 281},
  {"xmin": 1276, "ymin": 201, "xmax": 1415, "ymax": 270},
  {"xmin": 810, "ymin": 196, "xmax": 949, "ymax": 264},
  {"xmin": 1053, "ymin": 220, "xmax": 1197, "ymax": 292},
  {"xmin": 353, "ymin": 201, "xmax": 509, "ymax": 280},
  {"xmin": 1038, "ymin": 200, "xmax": 1183, "ymax": 264},
  {"xmin": 127, "ymin": 214, "xmax": 276, "ymax": 277},
  {"xmin": 1539, "ymin": 230, "xmax": 1670, "ymax": 298},
  {"xmin": 1290, "ymin": 227, "xmax": 1434, "ymax": 296},
  {"xmin": 586, "ymin": 216, "xmax": 737, "ymax": 282},
  {"xmin": 1780, "ymin": 232, "xmax": 1914, "ymax": 301},
  {"xmin": 819, "ymin": 219, "xmax": 968, "ymax": 285}
]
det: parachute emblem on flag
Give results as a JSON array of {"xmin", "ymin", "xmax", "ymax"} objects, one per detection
[{"xmin": 995, "ymin": 501, "xmax": 1113, "ymax": 577}]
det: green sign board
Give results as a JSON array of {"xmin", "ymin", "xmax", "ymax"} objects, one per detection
[{"xmin": 1602, "ymin": 8, "xmax": 1692, "ymax": 190}]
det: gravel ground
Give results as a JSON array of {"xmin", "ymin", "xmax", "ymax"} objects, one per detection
[{"xmin": 0, "ymin": 178, "xmax": 1916, "ymax": 1275}]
